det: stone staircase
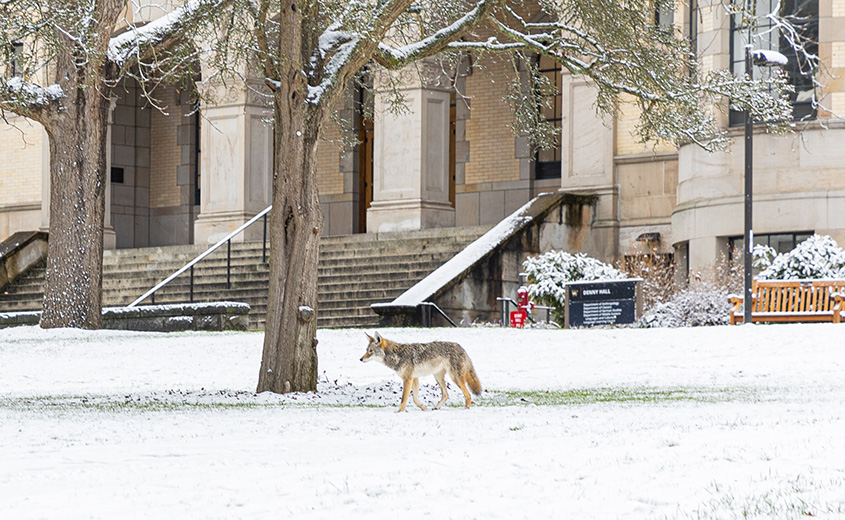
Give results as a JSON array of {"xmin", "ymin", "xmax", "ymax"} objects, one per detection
[{"xmin": 0, "ymin": 227, "xmax": 488, "ymax": 330}]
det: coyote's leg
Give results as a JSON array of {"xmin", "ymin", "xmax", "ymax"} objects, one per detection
[
  {"xmin": 397, "ymin": 377, "xmax": 412, "ymax": 412},
  {"xmin": 453, "ymin": 377, "xmax": 473, "ymax": 409},
  {"xmin": 411, "ymin": 378, "xmax": 427, "ymax": 411},
  {"xmin": 433, "ymin": 369, "xmax": 449, "ymax": 410}
]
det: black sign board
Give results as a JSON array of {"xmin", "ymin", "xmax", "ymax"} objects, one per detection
[{"xmin": 565, "ymin": 280, "xmax": 641, "ymax": 328}]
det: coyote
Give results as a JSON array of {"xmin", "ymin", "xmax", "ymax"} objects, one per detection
[{"xmin": 360, "ymin": 332, "xmax": 482, "ymax": 412}]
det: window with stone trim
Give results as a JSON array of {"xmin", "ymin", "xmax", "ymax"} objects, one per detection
[
  {"xmin": 688, "ymin": 0, "xmax": 698, "ymax": 59},
  {"xmin": 729, "ymin": 231, "xmax": 814, "ymax": 266},
  {"xmin": 535, "ymin": 54, "xmax": 562, "ymax": 180},
  {"xmin": 10, "ymin": 42, "xmax": 23, "ymax": 76},
  {"xmin": 655, "ymin": 1, "xmax": 674, "ymax": 32},
  {"xmin": 729, "ymin": 0, "xmax": 818, "ymax": 125}
]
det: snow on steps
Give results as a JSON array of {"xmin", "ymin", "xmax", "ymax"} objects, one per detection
[
  {"xmin": 372, "ymin": 192, "xmax": 567, "ymax": 325},
  {"xmin": 0, "ymin": 226, "xmax": 488, "ymax": 330}
]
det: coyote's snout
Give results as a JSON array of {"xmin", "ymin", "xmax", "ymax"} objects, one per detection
[{"xmin": 361, "ymin": 331, "xmax": 482, "ymax": 412}]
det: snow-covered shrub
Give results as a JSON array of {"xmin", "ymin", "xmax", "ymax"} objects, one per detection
[
  {"xmin": 523, "ymin": 251, "xmax": 626, "ymax": 321},
  {"xmin": 638, "ymin": 285, "xmax": 731, "ymax": 327},
  {"xmin": 752, "ymin": 244, "xmax": 777, "ymax": 272},
  {"xmin": 757, "ymin": 235, "xmax": 845, "ymax": 280}
]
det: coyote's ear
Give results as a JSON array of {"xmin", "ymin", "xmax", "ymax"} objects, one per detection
[
  {"xmin": 365, "ymin": 332, "xmax": 374, "ymax": 342},
  {"xmin": 376, "ymin": 332, "xmax": 388, "ymax": 347}
]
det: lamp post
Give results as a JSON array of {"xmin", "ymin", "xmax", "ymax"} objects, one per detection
[{"xmin": 743, "ymin": 45, "xmax": 788, "ymax": 325}]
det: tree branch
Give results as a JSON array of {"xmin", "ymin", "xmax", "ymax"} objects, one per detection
[
  {"xmin": 0, "ymin": 77, "xmax": 63, "ymax": 127},
  {"xmin": 372, "ymin": 0, "xmax": 501, "ymax": 70}
]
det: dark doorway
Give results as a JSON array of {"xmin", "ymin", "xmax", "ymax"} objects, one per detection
[{"xmin": 358, "ymin": 115, "xmax": 373, "ymax": 233}]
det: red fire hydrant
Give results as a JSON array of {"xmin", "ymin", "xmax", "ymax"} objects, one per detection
[{"xmin": 509, "ymin": 286, "xmax": 533, "ymax": 328}]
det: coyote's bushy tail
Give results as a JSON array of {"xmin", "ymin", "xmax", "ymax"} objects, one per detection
[{"xmin": 466, "ymin": 365, "xmax": 482, "ymax": 396}]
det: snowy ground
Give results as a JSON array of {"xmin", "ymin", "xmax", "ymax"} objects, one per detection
[{"xmin": 2, "ymin": 324, "xmax": 845, "ymax": 519}]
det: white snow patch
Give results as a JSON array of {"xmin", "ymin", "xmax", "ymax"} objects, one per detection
[
  {"xmin": 3, "ymin": 325, "xmax": 845, "ymax": 518},
  {"xmin": 751, "ymin": 49, "xmax": 789, "ymax": 67},
  {"xmin": 108, "ymin": 0, "xmax": 220, "ymax": 64},
  {"xmin": 3, "ymin": 77, "xmax": 64, "ymax": 105}
]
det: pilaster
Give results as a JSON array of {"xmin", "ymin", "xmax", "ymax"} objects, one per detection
[
  {"xmin": 367, "ymin": 61, "xmax": 456, "ymax": 233},
  {"xmin": 194, "ymin": 79, "xmax": 273, "ymax": 244}
]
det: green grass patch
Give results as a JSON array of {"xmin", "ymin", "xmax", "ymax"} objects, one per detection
[
  {"xmin": 0, "ymin": 385, "xmax": 767, "ymax": 414},
  {"xmin": 482, "ymin": 386, "xmax": 763, "ymax": 407}
]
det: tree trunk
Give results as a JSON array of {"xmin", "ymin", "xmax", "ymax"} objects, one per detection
[
  {"xmin": 39, "ymin": 85, "xmax": 110, "ymax": 329},
  {"xmin": 257, "ymin": 89, "xmax": 325, "ymax": 394}
]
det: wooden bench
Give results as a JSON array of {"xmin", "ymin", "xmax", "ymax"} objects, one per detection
[{"xmin": 729, "ymin": 280, "xmax": 845, "ymax": 325}]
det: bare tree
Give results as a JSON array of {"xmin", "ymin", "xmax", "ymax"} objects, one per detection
[
  {"xmin": 0, "ymin": 0, "xmax": 218, "ymax": 329},
  {"xmin": 175, "ymin": 0, "xmax": 806, "ymax": 394},
  {"xmin": 0, "ymin": 0, "xmax": 128, "ymax": 329},
  {"xmin": 2, "ymin": 0, "xmax": 810, "ymax": 388}
]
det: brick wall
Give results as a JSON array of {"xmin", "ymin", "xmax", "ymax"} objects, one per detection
[
  {"xmin": 150, "ymin": 99, "xmax": 182, "ymax": 209},
  {"xmin": 819, "ymin": 1, "xmax": 845, "ymax": 118},
  {"xmin": 464, "ymin": 55, "xmax": 520, "ymax": 185},
  {"xmin": 616, "ymin": 94, "xmax": 676, "ymax": 156},
  {"xmin": 0, "ymin": 117, "xmax": 43, "ymax": 206},
  {"xmin": 316, "ymin": 118, "xmax": 344, "ymax": 195}
]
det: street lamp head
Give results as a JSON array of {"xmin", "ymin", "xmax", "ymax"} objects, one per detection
[{"xmin": 749, "ymin": 49, "xmax": 789, "ymax": 68}]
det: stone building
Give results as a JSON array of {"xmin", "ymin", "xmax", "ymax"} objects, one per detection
[{"xmin": 1, "ymin": 0, "xmax": 843, "ymax": 283}]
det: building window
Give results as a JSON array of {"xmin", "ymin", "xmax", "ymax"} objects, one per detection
[
  {"xmin": 729, "ymin": 231, "xmax": 813, "ymax": 264},
  {"xmin": 10, "ymin": 42, "xmax": 23, "ymax": 76},
  {"xmin": 655, "ymin": 1, "xmax": 674, "ymax": 32},
  {"xmin": 729, "ymin": 0, "xmax": 818, "ymax": 125},
  {"xmin": 535, "ymin": 54, "xmax": 562, "ymax": 180},
  {"xmin": 688, "ymin": 0, "xmax": 698, "ymax": 59},
  {"xmin": 111, "ymin": 167, "xmax": 125, "ymax": 184}
]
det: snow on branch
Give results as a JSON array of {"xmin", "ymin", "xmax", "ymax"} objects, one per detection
[
  {"xmin": 108, "ymin": 0, "xmax": 224, "ymax": 66},
  {"xmin": 373, "ymin": 0, "xmax": 497, "ymax": 69},
  {"xmin": 307, "ymin": 32, "xmax": 362, "ymax": 104},
  {"xmin": 0, "ymin": 76, "xmax": 64, "ymax": 119}
]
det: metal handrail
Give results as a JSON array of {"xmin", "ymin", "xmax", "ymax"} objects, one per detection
[
  {"xmin": 419, "ymin": 301, "xmax": 457, "ymax": 327},
  {"xmin": 127, "ymin": 205, "xmax": 272, "ymax": 307}
]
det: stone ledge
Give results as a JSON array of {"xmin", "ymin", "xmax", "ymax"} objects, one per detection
[
  {"xmin": 0, "ymin": 302, "xmax": 250, "ymax": 332},
  {"xmin": 0, "ymin": 231, "xmax": 49, "ymax": 289}
]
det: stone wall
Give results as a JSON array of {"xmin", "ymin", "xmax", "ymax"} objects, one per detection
[{"xmin": 0, "ymin": 116, "xmax": 44, "ymax": 241}]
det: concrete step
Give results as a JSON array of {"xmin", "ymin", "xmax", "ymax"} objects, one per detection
[{"xmin": 1, "ymin": 226, "xmax": 489, "ymax": 329}]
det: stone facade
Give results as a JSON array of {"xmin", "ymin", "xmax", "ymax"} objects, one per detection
[
  {"xmin": 671, "ymin": 0, "xmax": 845, "ymax": 279},
  {"xmin": 1, "ymin": 1, "xmax": 844, "ymax": 287},
  {"xmin": 0, "ymin": 116, "xmax": 44, "ymax": 239}
]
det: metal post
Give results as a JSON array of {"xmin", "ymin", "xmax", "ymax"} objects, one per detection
[
  {"xmin": 743, "ymin": 44, "xmax": 754, "ymax": 326},
  {"xmin": 420, "ymin": 304, "xmax": 431, "ymax": 327},
  {"xmin": 262, "ymin": 213, "xmax": 268, "ymax": 264},
  {"xmin": 227, "ymin": 240, "xmax": 231, "ymax": 289},
  {"xmin": 190, "ymin": 265, "xmax": 194, "ymax": 303}
]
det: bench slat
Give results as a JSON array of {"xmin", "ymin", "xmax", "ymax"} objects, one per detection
[{"xmin": 729, "ymin": 279, "xmax": 845, "ymax": 324}]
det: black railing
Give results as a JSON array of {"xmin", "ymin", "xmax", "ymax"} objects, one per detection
[
  {"xmin": 419, "ymin": 302, "xmax": 457, "ymax": 327},
  {"xmin": 129, "ymin": 205, "xmax": 272, "ymax": 307}
]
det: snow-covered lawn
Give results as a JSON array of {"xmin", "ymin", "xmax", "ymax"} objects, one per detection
[{"xmin": 2, "ymin": 324, "xmax": 844, "ymax": 519}]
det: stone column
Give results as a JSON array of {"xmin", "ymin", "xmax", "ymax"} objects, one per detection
[
  {"xmin": 367, "ymin": 62, "xmax": 455, "ymax": 233},
  {"xmin": 40, "ymin": 127, "xmax": 50, "ymax": 233},
  {"xmin": 193, "ymin": 79, "xmax": 273, "ymax": 244},
  {"xmin": 559, "ymin": 75, "xmax": 618, "ymax": 261},
  {"xmin": 103, "ymin": 97, "xmax": 116, "ymax": 249}
]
